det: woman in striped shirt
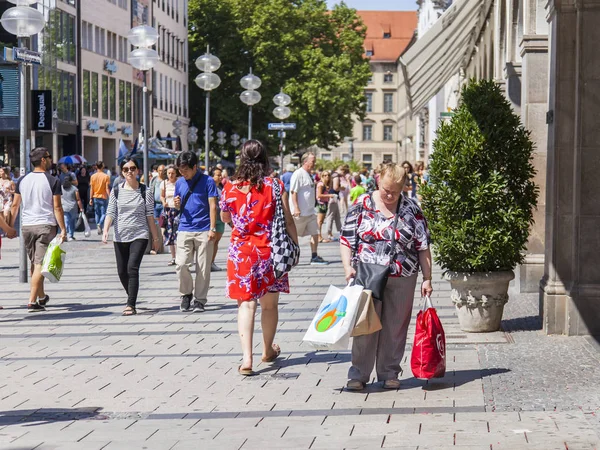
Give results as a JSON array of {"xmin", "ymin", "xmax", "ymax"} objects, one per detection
[{"xmin": 103, "ymin": 157, "xmax": 159, "ymax": 316}]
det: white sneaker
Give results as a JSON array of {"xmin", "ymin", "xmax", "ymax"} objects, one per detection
[{"xmin": 211, "ymin": 263, "xmax": 222, "ymax": 272}]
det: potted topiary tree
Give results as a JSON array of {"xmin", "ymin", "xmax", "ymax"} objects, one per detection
[{"xmin": 420, "ymin": 79, "xmax": 538, "ymax": 332}]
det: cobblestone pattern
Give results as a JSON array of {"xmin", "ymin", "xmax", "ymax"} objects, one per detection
[{"xmin": 0, "ymin": 231, "xmax": 599, "ymax": 449}]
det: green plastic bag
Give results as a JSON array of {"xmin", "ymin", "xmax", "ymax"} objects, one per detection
[{"xmin": 41, "ymin": 236, "xmax": 66, "ymax": 283}]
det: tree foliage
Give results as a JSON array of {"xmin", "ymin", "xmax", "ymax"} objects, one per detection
[
  {"xmin": 315, "ymin": 158, "xmax": 362, "ymax": 173},
  {"xmin": 420, "ymin": 79, "xmax": 539, "ymax": 273},
  {"xmin": 188, "ymin": 0, "xmax": 371, "ymax": 158}
]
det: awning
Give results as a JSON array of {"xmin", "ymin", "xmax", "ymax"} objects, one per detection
[{"xmin": 399, "ymin": 0, "xmax": 493, "ymax": 115}]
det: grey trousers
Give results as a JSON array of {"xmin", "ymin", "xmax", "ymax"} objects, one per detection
[
  {"xmin": 348, "ymin": 274, "xmax": 418, "ymax": 383},
  {"xmin": 325, "ymin": 201, "xmax": 342, "ymax": 236},
  {"xmin": 176, "ymin": 231, "xmax": 214, "ymax": 304}
]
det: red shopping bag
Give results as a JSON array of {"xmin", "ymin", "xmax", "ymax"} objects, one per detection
[{"xmin": 411, "ymin": 296, "xmax": 446, "ymax": 379}]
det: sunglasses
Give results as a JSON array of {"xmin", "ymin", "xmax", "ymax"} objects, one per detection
[
  {"xmin": 43, "ymin": 154, "xmax": 51, "ymax": 159},
  {"xmin": 122, "ymin": 166, "xmax": 137, "ymax": 173}
]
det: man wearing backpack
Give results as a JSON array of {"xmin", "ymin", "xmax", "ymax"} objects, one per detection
[{"xmin": 173, "ymin": 152, "xmax": 218, "ymax": 313}]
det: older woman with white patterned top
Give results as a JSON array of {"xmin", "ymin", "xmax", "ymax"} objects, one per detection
[{"xmin": 340, "ymin": 162, "xmax": 433, "ymax": 391}]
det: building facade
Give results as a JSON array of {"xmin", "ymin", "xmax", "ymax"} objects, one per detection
[
  {"xmin": 322, "ymin": 11, "xmax": 418, "ymax": 169},
  {"xmin": 152, "ymin": 0, "xmax": 190, "ymax": 151},
  {"xmin": 0, "ymin": 0, "xmax": 189, "ymax": 170}
]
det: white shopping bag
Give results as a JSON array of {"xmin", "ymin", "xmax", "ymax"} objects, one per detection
[
  {"xmin": 303, "ymin": 284, "xmax": 364, "ymax": 351},
  {"xmin": 81, "ymin": 212, "xmax": 91, "ymax": 237}
]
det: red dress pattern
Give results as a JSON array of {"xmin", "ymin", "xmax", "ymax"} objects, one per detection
[{"xmin": 220, "ymin": 177, "xmax": 290, "ymax": 301}]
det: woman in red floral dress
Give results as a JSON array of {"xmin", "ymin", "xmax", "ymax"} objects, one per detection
[{"xmin": 220, "ymin": 140, "xmax": 298, "ymax": 375}]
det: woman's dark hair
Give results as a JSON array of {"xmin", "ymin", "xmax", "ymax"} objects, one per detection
[
  {"xmin": 209, "ymin": 166, "xmax": 222, "ymax": 177},
  {"xmin": 234, "ymin": 140, "xmax": 270, "ymax": 190},
  {"xmin": 119, "ymin": 156, "xmax": 138, "ymax": 170},
  {"xmin": 401, "ymin": 160, "xmax": 414, "ymax": 173},
  {"xmin": 176, "ymin": 151, "xmax": 198, "ymax": 169}
]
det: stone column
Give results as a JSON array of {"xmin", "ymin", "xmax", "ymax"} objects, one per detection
[
  {"xmin": 541, "ymin": 0, "xmax": 600, "ymax": 335},
  {"xmin": 516, "ymin": 0, "xmax": 549, "ymax": 293}
]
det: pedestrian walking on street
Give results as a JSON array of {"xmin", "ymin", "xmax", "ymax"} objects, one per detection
[
  {"xmin": 340, "ymin": 162, "xmax": 433, "ymax": 391},
  {"xmin": 219, "ymin": 140, "xmax": 298, "ymax": 376},
  {"xmin": 150, "ymin": 164, "xmax": 166, "ymax": 220},
  {"xmin": 10, "ymin": 147, "xmax": 67, "ymax": 312},
  {"xmin": 174, "ymin": 151, "xmax": 218, "ymax": 313},
  {"xmin": 325, "ymin": 167, "xmax": 344, "ymax": 241},
  {"xmin": 76, "ymin": 166, "xmax": 90, "ymax": 215},
  {"xmin": 0, "ymin": 167, "xmax": 15, "ymax": 226},
  {"xmin": 58, "ymin": 163, "xmax": 78, "ymax": 187},
  {"xmin": 316, "ymin": 171, "xmax": 334, "ymax": 243},
  {"xmin": 280, "ymin": 164, "xmax": 295, "ymax": 193},
  {"xmin": 103, "ymin": 157, "xmax": 159, "ymax": 316},
  {"xmin": 289, "ymin": 152, "xmax": 328, "ymax": 265},
  {"xmin": 90, "ymin": 161, "xmax": 111, "ymax": 235},
  {"xmin": 210, "ymin": 167, "xmax": 226, "ymax": 272},
  {"xmin": 160, "ymin": 165, "xmax": 179, "ymax": 266},
  {"xmin": 60, "ymin": 178, "xmax": 83, "ymax": 241}
]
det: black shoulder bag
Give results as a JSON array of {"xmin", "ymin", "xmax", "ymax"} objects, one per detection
[
  {"xmin": 354, "ymin": 194, "xmax": 402, "ymax": 300},
  {"xmin": 173, "ymin": 174, "xmax": 202, "ymax": 229}
]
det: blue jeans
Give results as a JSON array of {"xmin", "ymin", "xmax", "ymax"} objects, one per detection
[
  {"xmin": 64, "ymin": 209, "xmax": 77, "ymax": 238},
  {"xmin": 93, "ymin": 198, "xmax": 108, "ymax": 228},
  {"xmin": 154, "ymin": 202, "xmax": 164, "ymax": 219}
]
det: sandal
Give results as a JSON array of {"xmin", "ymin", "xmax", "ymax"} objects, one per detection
[
  {"xmin": 346, "ymin": 380, "xmax": 365, "ymax": 391},
  {"xmin": 238, "ymin": 365, "xmax": 254, "ymax": 376},
  {"xmin": 261, "ymin": 344, "xmax": 281, "ymax": 363},
  {"xmin": 122, "ymin": 306, "xmax": 137, "ymax": 316},
  {"xmin": 321, "ymin": 238, "xmax": 332, "ymax": 243}
]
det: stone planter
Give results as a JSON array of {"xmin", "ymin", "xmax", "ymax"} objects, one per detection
[{"xmin": 446, "ymin": 271, "xmax": 514, "ymax": 332}]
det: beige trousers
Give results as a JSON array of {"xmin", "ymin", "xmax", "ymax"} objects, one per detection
[
  {"xmin": 348, "ymin": 274, "xmax": 418, "ymax": 383},
  {"xmin": 176, "ymin": 231, "xmax": 214, "ymax": 303}
]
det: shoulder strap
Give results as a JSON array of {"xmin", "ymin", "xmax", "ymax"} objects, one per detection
[
  {"xmin": 180, "ymin": 173, "xmax": 202, "ymax": 211},
  {"xmin": 114, "ymin": 182, "xmax": 120, "ymax": 199}
]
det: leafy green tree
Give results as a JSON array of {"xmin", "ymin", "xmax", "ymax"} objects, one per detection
[
  {"xmin": 188, "ymin": 0, "xmax": 370, "ymax": 159},
  {"xmin": 315, "ymin": 158, "xmax": 362, "ymax": 173},
  {"xmin": 420, "ymin": 79, "xmax": 539, "ymax": 273}
]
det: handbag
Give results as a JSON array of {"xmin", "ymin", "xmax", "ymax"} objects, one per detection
[
  {"xmin": 270, "ymin": 178, "xmax": 300, "ymax": 278},
  {"xmin": 158, "ymin": 212, "xmax": 167, "ymax": 229},
  {"xmin": 351, "ymin": 289, "xmax": 382, "ymax": 337},
  {"xmin": 354, "ymin": 194, "xmax": 402, "ymax": 300}
]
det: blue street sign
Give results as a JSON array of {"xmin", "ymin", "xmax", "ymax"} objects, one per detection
[{"xmin": 268, "ymin": 123, "xmax": 296, "ymax": 131}]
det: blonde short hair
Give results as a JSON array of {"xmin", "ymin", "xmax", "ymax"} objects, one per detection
[{"xmin": 379, "ymin": 162, "xmax": 408, "ymax": 185}]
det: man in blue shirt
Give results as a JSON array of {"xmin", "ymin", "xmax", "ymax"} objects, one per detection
[
  {"xmin": 174, "ymin": 152, "xmax": 218, "ymax": 312},
  {"xmin": 280, "ymin": 164, "xmax": 295, "ymax": 192}
]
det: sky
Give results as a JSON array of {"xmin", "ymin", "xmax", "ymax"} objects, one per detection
[{"xmin": 326, "ymin": 0, "xmax": 418, "ymax": 10}]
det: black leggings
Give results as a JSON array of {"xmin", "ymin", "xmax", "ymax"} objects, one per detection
[{"xmin": 114, "ymin": 239, "xmax": 148, "ymax": 308}]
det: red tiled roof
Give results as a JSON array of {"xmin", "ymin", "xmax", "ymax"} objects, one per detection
[{"xmin": 357, "ymin": 11, "xmax": 418, "ymax": 62}]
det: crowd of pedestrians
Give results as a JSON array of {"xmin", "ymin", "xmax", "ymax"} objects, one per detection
[{"xmin": 2, "ymin": 143, "xmax": 433, "ymax": 390}]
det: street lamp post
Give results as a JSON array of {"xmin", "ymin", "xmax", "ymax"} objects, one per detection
[
  {"xmin": 344, "ymin": 136, "xmax": 356, "ymax": 161},
  {"xmin": 195, "ymin": 46, "xmax": 221, "ymax": 172},
  {"xmin": 239, "ymin": 69, "xmax": 261, "ymax": 139},
  {"xmin": 272, "ymin": 89, "xmax": 291, "ymax": 170},
  {"xmin": 1, "ymin": 0, "xmax": 46, "ymax": 283},
  {"xmin": 216, "ymin": 131, "xmax": 226, "ymax": 162},
  {"xmin": 127, "ymin": 25, "xmax": 159, "ymax": 185},
  {"xmin": 187, "ymin": 125, "xmax": 198, "ymax": 153},
  {"xmin": 172, "ymin": 117, "xmax": 182, "ymax": 151}
]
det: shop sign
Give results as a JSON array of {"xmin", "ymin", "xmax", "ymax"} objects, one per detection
[
  {"xmin": 0, "ymin": 65, "xmax": 19, "ymax": 117},
  {"xmin": 87, "ymin": 120, "xmax": 100, "ymax": 132},
  {"xmin": 13, "ymin": 48, "xmax": 42, "ymax": 65},
  {"xmin": 122, "ymin": 126, "xmax": 133, "ymax": 136},
  {"xmin": 105, "ymin": 123, "xmax": 117, "ymax": 134},
  {"xmin": 31, "ymin": 90, "xmax": 52, "ymax": 131}
]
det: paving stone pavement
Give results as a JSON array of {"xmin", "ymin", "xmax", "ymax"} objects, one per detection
[{"xmin": 0, "ymin": 230, "xmax": 599, "ymax": 450}]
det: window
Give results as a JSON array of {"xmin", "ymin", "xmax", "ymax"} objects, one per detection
[
  {"xmin": 119, "ymin": 80, "xmax": 125, "ymax": 121},
  {"xmin": 383, "ymin": 32, "xmax": 391, "ymax": 39},
  {"xmin": 102, "ymin": 75, "xmax": 109, "ymax": 119},
  {"xmin": 109, "ymin": 78, "xmax": 116, "ymax": 120},
  {"xmin": 159, "ymin": 74, "xmax": 163, "ymax": 110},
  {"xmin": 384, "ymin": 93, "xmax": 394, "ymax": 113},
  {"xmin": 183, "ymin": 84, "xmax": 187, "ymax": 116},
  {"xmin": 365, "ymin": 92, "xmax": 372, "ymax": 113},
  {"xmin": 321, "ymin": 153, "xmax": 332, "ymax": 161},
  {"xmin": 366, "ymin": 49, "xmax": 373, "ymax": 57},
  {"xmin": 91, "ymin": 72, "xmax": 99, "ymax": 117},
  {"xmin": 383, "ymin": 125, "xmax": 393, "ymax": 141},
  {"xmin": 107, "ymin": 32, "xmax": 113, "ymax": 58},
  {"xmin": 367, "ymin": 75, "xmax": 373, "ymax": 84},
  {"xmin": 384, "ymin": 72, "xmax": 393, "ymax": 83},
  {"xmin": 341, "ymin": 153, "xmax": 351, "ymax": 162},
  {"xmin": 383, "ymin": 154, "xmax": 394, "ymax": 162},
  {"xmin": 362, "ymin": 153, "xmax": 373, "ymax": 170},
  {"xmin": 362, "ymin": 125, "xmax": 372, "ymax": 141},
  {"xmin": 83, "ymin": 70, "xmax": 90, "ymax": 116}
]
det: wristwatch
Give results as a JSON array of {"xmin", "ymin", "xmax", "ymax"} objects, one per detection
[
  {"xmin": 422, "ymin": 275, "xmax": 432, "ymax": 281},
  {"xmin": 210, "ymin": 228, "xmax": 217, "ymax": 232}
]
